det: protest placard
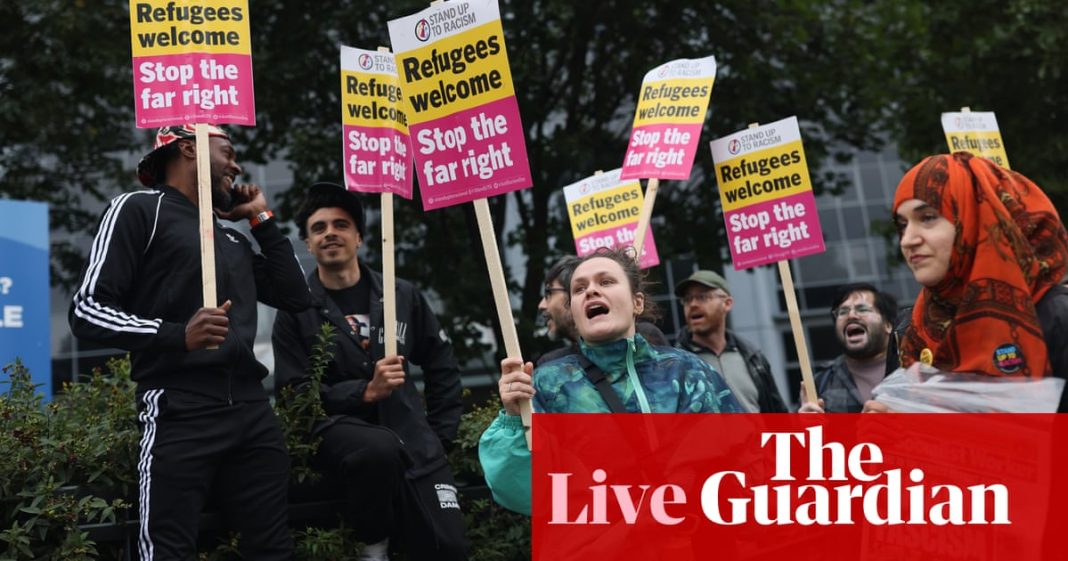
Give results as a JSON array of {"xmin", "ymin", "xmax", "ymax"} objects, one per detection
[
  {"xmin": 709, "ymin": 117, "xmax": 825, "ymax": 270},
  {"xmin": 711, "ymin": 117, "xmax": 825, "ymax": 403},
  {"xmin": 129, "ymin": 0, "xmax": 255, "ymax": 127},
  {"xmin": 620, "ymin": 56, "xmax": 716, "ymax": 181},
  {"xmin": 341, "ymin": 45, "xmax": 414, "ymax": 198},
  {"xmin": 130, "ymin": 0, "xmax": 257, "ymax": 312},
  {"xmin": 563, "ymin": 170, "xmax": 660, "ymax": 269},
  {"xmin": 388, "ymin": 0, "xmax": 532, "ymax": 210},
  {"xmin": 941, "ymin": 110, "xmax": 1010, "ymax": 169},
  {"xmin": 619, "ymin": 56, "xmax": 715, "ymax": 256},
  {"xmin": 389, "ymin": 0, "xmax": 534, "ymax": 445}
]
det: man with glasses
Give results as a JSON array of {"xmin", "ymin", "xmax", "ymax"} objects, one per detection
[
  {"xmin": 674, "ymin": 270, "xmax": 787, "ymax": 412},
  {"xmin": 803, "ymin": 283, "xmax": 898, "ymax": 413},
  {"xmin": 538, "ymin": 256, "xmax": 581, "ymax": 351}
]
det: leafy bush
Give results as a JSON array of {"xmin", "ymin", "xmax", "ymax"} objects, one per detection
[
  {"xmin": 0, "ymin": 358, "xmax": 134, "ymax": 561},
  {"xmin": 0, "ymin": 343, "xmax": 531, "ymax": 560}
]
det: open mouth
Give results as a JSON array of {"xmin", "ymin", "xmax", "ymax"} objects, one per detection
[
  {"xmin": 844, "ymin": 323, "xmax": 867, "ymax": 345},
  {"xmin": 585, "ymin": 303, "xmax": 609, "ymax": 319}
]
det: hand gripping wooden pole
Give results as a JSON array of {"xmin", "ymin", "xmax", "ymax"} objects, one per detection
[{"xmin": 473, "ymin": 198, "xmax": 531, "ymax": 449}]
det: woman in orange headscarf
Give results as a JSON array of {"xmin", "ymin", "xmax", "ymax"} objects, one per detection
[{"xmin": 887, "ymin": 152, "xmax": 1068, "ymax": 410}]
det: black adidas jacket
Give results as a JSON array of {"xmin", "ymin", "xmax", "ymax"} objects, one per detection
[
  {"xmin": 272, "ymin": 264, "xmax": 463, "ymax": 477},
  {"xmin": 69, "ymin": 185, "xmax": 311, "ymax": 401}
]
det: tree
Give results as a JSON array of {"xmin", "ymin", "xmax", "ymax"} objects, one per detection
[
  {"xmin": 875, "ymin": 0, "xmax": 1068, "ymax": 213},
  {"xmin": 0, "ymin": 0, "xmax": 143, "ymax": 288},
  {"xmin": 13, "ymin": 0, "xmax": 1062, "ymax": 364},
  {"xmin": 243, "ymin": 0, "xmax": 900, "ymax": 362}
]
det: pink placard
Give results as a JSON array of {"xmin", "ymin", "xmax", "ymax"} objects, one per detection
[
  {"xmin": 132, "ymin": 52, "xmax": 255, "ymax": 127},
  {"xmin": 619, "ymin": 122, "xmax": 703, "ymax": 181},
  {"xmin": 412, "ymin": 96, "xmax": 532, "ymax": 211},
  {"xmin": 342, "ymin": 125, "xmax": 414, "ymax": 198},
  {"xmin": 724, "ymin": 190, "xmax": 825, "ymax": 270},
  {"xmin": 574, "ymin": 224, "xmax": 660, "ymax": 269}
]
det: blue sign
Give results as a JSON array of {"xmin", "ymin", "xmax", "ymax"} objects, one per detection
[{"xmin": 0, "ymin": 200, "xmax": 50, "ymax": 397}]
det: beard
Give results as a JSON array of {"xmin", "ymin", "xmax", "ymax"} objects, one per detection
[
  {"xmin": 209, "ymin": 166, "xmax": 233, "ymax": 211},
  {"xmin": 841, "ymin": 325, "xmax": 890, "ymax": 360}
]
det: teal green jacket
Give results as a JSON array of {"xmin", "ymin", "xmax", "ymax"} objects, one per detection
[{"xmin": 478, "ymin": 334, "xmax": 742, "ymax": 514}]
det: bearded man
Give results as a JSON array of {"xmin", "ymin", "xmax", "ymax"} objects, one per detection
[{"xmin": 806, "ymin": 283, "xmax": 899, "ymax": 413}]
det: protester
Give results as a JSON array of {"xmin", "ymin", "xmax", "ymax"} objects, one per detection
[
  {"xmin": 535, "ymin": 256, "xmax": 581, "ymax": 364},
  {"xmin": 674, "ymin": 270, "xmax": 787, "ymax": 412},
  {"xmin": 867, "ymin": 152, "xmax": 1068, "ymax": 412},
  {"xmin": 69, "ymin": 124, "xmax": 310, "ymax": 560},
  {"xmin": 478, "ymin": 247, "xmax": 743, "ymax": 514},
  {"xmin": 799, "ymin": 283, "xmax": 897, "ymax": 413},
  {"xmin": 272, "ymin": 182, "xmax": 466, "ymax": 561},
  {"xmin": 537, "ymin": 255, "xmax": 668, "ymax": 365}
]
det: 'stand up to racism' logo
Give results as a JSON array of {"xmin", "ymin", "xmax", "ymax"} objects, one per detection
[
  {"xmin": 579, "ymin": 182, "xmax": 591, "ymax": 195},
  {"xmin": 358, "ymin": 54, "xmax": 373, "ymax": 70},
  {"xmin": 415, "ymin": 19, "xmax": 432, "ymax": 42},
  {"xmin": 657, "ymin": 64, "xmax": 670, "ymax": 79},
  {"xmin": 728, "ymin": 138, "xmax": 742, "ymax": 155}
]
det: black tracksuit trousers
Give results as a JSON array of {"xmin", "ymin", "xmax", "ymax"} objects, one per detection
[{"xmin": 136, "ymin": 389, "xmax": 293, "ymax": 561}]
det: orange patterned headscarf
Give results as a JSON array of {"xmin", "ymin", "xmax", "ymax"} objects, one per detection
[{"xmin": 893, "ymin": 153, "xmax": 1068, "ymax": 377}]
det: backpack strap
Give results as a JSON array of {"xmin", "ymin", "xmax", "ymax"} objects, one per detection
[{"xmin": 575, "ymin": 353, "xmax": 628, "ymax": 413}]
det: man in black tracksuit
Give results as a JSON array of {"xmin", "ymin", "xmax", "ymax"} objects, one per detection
[
  {"xmin": 272, "ymin": 183, "xmax": 466, "ymax": 561},
  {"xmin": 69, "ymin": 124, "xmax": 310, "ymax": 560}
]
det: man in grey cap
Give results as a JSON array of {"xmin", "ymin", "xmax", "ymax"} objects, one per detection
[{"xmin": 675, "ymin": 270, "xmax": 787, "ymax": 413}]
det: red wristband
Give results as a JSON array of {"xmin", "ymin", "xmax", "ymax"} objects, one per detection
[{"xmin": 249, "ymin": 210, "xmax": 274, "ymax": 228}]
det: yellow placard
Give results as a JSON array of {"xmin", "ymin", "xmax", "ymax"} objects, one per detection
[
  {"xmin": 631, "ymin": 77, "xmax": 715, "ymax": 127},
  {"xmin": 944, "ymin": 131, "xmax": 1010, "ymax": 169},
  {"xmin": 394, "ymin": 21, "xmax": 515, "ymax": 124},
  {"xmin": 567, "ymin": 183, "xmax": 644, "ymax": 238},
  {"xmin": 716, "ymin": 140, "xmax": 812, "ymax": 213},
  {"xmin": 130, "ymin": 0, "xmax": 251, "ymax": 57},
  {"xmin": 341, "ymin": 71, "xmax": 408, "ymax": 134}
]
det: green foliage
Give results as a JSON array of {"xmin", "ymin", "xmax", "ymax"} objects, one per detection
[
  {"xmin": 1, "ymin": 355, "xmax": 531, "ymax": 559},
  {"xmin": 0, "ymin": 358, "xmax": 134, "ymax": 561},
  {"xmin": 275, "ymin": 322, "xmax": 337, "ymax": 485},
  {"xmin": 448, "ymin": 392, "xmax": 504, "ymax": 481}
]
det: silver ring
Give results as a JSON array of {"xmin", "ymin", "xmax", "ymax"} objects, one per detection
[{"xmin": 508, "ymin": 382, "xmax": 514, "ymax": 392}]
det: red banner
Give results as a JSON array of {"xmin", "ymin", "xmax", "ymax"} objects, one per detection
[{"xmin": 532, "ymin": 414, "xmax": 1068, "ymax": 561}]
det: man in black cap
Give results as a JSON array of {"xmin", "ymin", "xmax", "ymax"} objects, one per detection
[
  {"xmin": 70, "ymin": 124, "xmax": 311, "ymax": 560},
  {"xmin": 675, "ymin": 270, "xmax": 787, "ymax": 412},
  {"xmin": 272, "ymin": 183, "xmax": 466, "ymax": 561}
]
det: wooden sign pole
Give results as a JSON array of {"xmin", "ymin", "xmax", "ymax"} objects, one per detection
[
  {"xmin": 377, "ymin": 46, "xmax": 399, "ymax": 356},
  {"xmin": 195, "ymin": 123, "xmax": 219, "ymax": 350},
  {"xmin": 381, "ymin": 192, "xmax": 397, "ymax": 356},
  {"xmin": 631, "ymin": 178, "xmax": 659, "ymax": 257},
  {"xmin": 473, "ymin": 197, "xmax": 531, "ymax": 449}
]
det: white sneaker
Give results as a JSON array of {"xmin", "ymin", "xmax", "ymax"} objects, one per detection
[{"xmin": 359, "ymin": 538, "xmax": 389, "ymax": 561}]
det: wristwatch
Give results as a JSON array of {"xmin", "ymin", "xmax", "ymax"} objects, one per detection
[{"xmin": 249, "ymin": 210, "xmax": 274, "ymax": 228}]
